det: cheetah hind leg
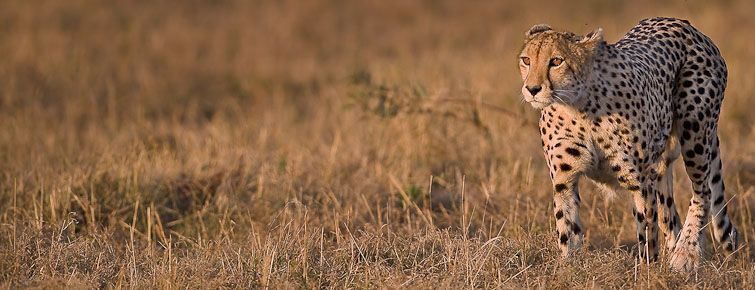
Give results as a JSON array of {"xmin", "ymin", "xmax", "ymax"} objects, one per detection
[
  {"xmin": 669, "ymin": 119, "xmax": 715, "ymax": 272},
  {"xmin": 708, "ymin": 134, "xmax": 738, "ymax": 254}
]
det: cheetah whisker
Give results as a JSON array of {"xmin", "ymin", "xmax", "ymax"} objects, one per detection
[{"xmin": 551, "ymin": 92, "xmax": 573, "ymax": 104}]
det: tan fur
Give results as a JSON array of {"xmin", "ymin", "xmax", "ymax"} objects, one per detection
[
  {"xmin": 518, "ymin": 18, "xmax": 738, "ymax": 272},
  {"xmin": 518, "ymin": 27, "xmax": 602, "ymax": 108}
]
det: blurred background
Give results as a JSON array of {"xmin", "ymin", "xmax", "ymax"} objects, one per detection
[{"xmin": 0, "ymin": 0, "xmax": 754, "ymax": 288}]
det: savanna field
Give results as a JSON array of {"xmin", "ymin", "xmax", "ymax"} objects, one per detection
[{"xmin": 1, "ymin": 1, "xmax": 755, "ymax": 288}]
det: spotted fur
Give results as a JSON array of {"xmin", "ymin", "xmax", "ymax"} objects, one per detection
[{"xmin": 517, "ymin": 17, "xmax": 738, "ymax": 272}]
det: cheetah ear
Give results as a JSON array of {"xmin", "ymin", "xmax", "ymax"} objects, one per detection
[
  {"xmin": 525, "ymin": 24, "xmax": 552, "ymax": 39},
  {"xmin": 578, "ymin": 28, "xmax": 604, "ymax": 44}
]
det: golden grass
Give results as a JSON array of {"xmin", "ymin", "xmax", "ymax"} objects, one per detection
[{"xmin": 1, "ymin": 0, "xmax": 754, "ymax": 288}]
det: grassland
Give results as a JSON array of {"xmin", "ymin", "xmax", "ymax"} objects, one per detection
[{"xmin": 1, "ymin": 0, "xmax": 754, "ymax": 288}]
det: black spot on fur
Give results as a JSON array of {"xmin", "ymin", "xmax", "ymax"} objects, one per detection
[
  {"xmin": 572, "ymin": 223, "xmax": 582, "ymax": 235},
  {"xmin": 711, "ymin": 174, "xmax": 721, "ymax": 184},
  {"xmin": 565, "ymin": 148, "xmax": 581, "ymax": 157},
  {"xmin": 694, "ymin": 144, "xmax": 704, "ymax": 155},
  {"xmin": 714, "ymin": 195, "xmax": 724, "ymax": 206},
  {"xmin": 636, "ymin": 212, "xmax": 645, "ymax": 223}
]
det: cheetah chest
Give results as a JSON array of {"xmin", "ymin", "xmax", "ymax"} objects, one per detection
[{"xmin": 539, "ymin": 103, "xmax": 668, "ymax": 189}]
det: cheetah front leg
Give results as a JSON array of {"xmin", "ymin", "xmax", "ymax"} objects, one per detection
[
  {"xmin": 633, "ymin": 182, "xmax": 660, "ymax": 262},
  {"xmin": 552, "ymin": 178, "xmax": 584, "ymax": 257},
  {"xmin": 656, "ymin": 166, "xmax": 682, "ymax": 253},
  {"xmin": 539, "ymin": 110, "xmax": 590, "ymax": 257},
  {"xmin": 654, "ymin": 138, "xmax": 682, "ymax": 254},
  {"xmin": 605, "ymin": 157, "xmax": 661, "ymax": 261}
]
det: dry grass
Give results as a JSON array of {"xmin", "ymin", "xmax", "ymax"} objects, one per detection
[{"xmin": 1, "ymin": 0, "xmax": 754, "ymax": 288}]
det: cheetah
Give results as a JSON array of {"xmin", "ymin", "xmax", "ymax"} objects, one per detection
[{"xmin": 517, "ymin": 17, "xmax": 738, "ymax": 271}]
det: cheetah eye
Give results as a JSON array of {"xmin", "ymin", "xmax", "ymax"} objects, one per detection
[
  {"xmin": 521, "ymin": 57, "xmax": 530, "ymax": 65},
  {"xmin": 550, "ymin": 57, "xmax": 563, "ymax": 67}
]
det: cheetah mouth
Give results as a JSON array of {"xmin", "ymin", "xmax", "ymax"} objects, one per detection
[{"xmin": 528, "ymin": 99, "xmax": 552, "ymax": 109}]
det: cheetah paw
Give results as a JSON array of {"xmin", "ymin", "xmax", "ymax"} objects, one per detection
[
  {"xmin": 559, "ymin": 234, "xmax": 584, "ymax": 258},
  {"xmin": 721, "ymin": 228, "xmax": 739, "ymax": 254},
  {"xmin": 669, "ymin": 245, "xmax": 700, "ymax": 272}
]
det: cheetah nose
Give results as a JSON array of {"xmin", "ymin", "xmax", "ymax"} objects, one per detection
[{"xmin": 526, "ymin": 85, "xmax": 542, "ymax": 96}]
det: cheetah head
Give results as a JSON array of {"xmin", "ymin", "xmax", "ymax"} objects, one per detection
[{"xmin": 518, "ymin": 24, "xmax": 604, "ymax": 109}]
